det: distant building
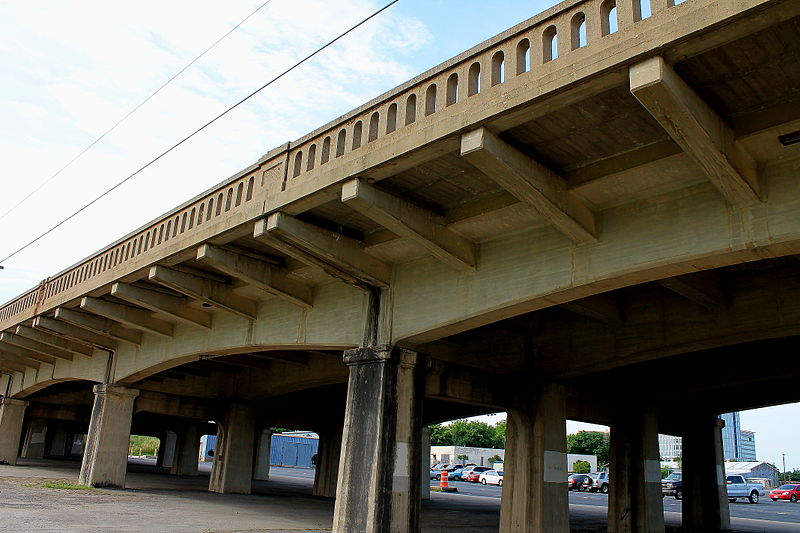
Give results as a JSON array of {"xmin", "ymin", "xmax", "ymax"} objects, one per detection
[
  {"xmin": 429, "ymin": 445, "xmax": 597, "ymax": 472},
  {"xmin": 659, "ymin": 412, "xmax": 755, "ymax": 462},
  {"xmin": 740, "ymin": 430, "xmax": 757, "ymax": 461},
  {"xmin": 725, "ymin": 461, "xmax": 778, "ymax": 488}
]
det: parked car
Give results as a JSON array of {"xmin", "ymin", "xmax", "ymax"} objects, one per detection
[
  {"xmin": 568, "ymin": 474, "xmax": 589, "ymax": 491},
  {"xmin": 583, "ymin": 472, "xmax": 610, "ymax": 493},
  {"xmin": 661, "ymin": 472, "xmax": 683, "ymax": 500},
  {"xmin": 450, "ymin": 467, "xmax": 465, "ymax": 481},
  {"xmin": 769, "ymin": 484, "xmax": 800, "ymax": 503},
  {"xmin": 430, "ymin": 469, "xmax": 441, "ymax": 480},
  {"xmin": 479, "ymin": 469, "xmax": 504, "ymax": 486},
  {"xmin": 431, "ymin": 464, "xmax": 463, "ymax": 481},
  {"xmin": 463, "ymin": 466, "xmax": 492, "ymax": 482},
  {"xmin": 726, "ymin": 475, "xmax": 765, "ymax": 503}
]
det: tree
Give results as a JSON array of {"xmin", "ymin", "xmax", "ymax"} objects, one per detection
[
  {"xmin": 428, "ymin": 419, "xmax": 506, "ymax": 449},
  {"xmin": 567, "ymin": 431, "xmax": 610, "ymax": 467},
  {"xmin": 488, "ymin": 454, "xmax": 503, "ymax": 465},
  {"xmin": 572, "ymin": 460, "xmax": 591, "ymax": 474},
  {"xmin": 457, "ymin": 454, "xmax": 470, "ymax": 463}
]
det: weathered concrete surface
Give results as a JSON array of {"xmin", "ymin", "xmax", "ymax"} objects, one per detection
[
  {"xmin": 0, "ymin": 398, "xmax": 27, "ymax": 465},
  {"xmin": 209, "ymin": 403, "xmax": 255, "ymax": 494}
]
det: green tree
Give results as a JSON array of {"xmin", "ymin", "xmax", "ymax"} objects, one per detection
[
  {"xmin": 567, "ymin": 431, "xmax": 610, "ymax": 467},
  {"xmin": 428, "ymin": 419, "xmax": 506, "ymax": 448},
  {"xmin": 572, "ymin": 460, "xmax": 591, "ymax": 474},
  {"xmin": 129, "ymin": 435, "xmax": 160, "ymax": 456},
  {"xmin": 488, "ymin": 454, "xmax": 503, "ymax": 465},
  {"xmin": 494, "ymin": 419, "xmax": 506, "ymax": 448}
]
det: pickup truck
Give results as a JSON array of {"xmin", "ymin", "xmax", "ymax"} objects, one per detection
[{"xmin": 726, "ymin": 475, "xmax": 765, "ymax": 503}]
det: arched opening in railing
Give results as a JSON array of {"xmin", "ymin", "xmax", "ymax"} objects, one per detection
[
  {"xmin": 352, "ymin": 122, "xmax": 363, "ymax": 150},
  {"xmin": 425, "ymin": 84, "xmax": 437, "ymax": 116},
  {"xmin": 468, "ymin": 62, "xmax": 481, "ymax": 96},
  {"xmin": 245, "ymin": 176, "xmax": 254, "ymax": 200},
  {"xmin": 306, "ymin": 144, "xmax": 317, "ymax": 171},
  {"xmin": 446, "ymin": 73, "xmax": 459, "ymax": 106},
  {"xmin": 293, "ymin": 151, "xmax": 303, "ymax": 177},
  {"xmin": 516, "ymin": 39, "xmax": 531, "ymax": 74},
  {"xmin": 405, "ymin": 93, "xmax": 417, "ymax": 125},
  {"xmin": 336, "ymin": 129, "xmax": 347, "ymax": 157},
  {"xmin": 601, "ymin": 0, "xmax": 618, "ymax": 36},
  {"xmin": 235, "ymin": 183, "xmax": 244, "ymax": 206},
  {"xmin": 491, "ymin": 51, "xmax": 504, "ymax": 86},
  {"xmin": 634, "ymin": 0, "xmax": 652, "ymax": 21},
  {"xmin": 368, "ymin": 112, "xmax": 380, "ymax": 142},
  {"xmin": 158, "ymin": 224, "xmax": 164, "ymax": 244},
  {"xmin": 386, "ymin": 103, "xmax": 398, "ymax": 133},
  {"xmin": 205, "ymin": 200, "xmax": 213, "ymax": 223},
  {"xmin": 571, "ymin": 12, "xmax": 587, "ymax": 49},
  {"xmin": 187, "ymin": 208, "xmax": 194, "ymax": 229},
  {"xmin": 225, "ymin": 188, "xmax": 233, "ymax": 212},
  {"xmin": 543, "ymin": 25, "xmax": 558, "ymax": 62},
  {"xmin": 215, "ymin": 195, "xmax": 223, "ymax": 217},
  {"xmin": 196, "ymin": 206, "xmax": 204, "ymax": 227},
  {"xmin": 321, "ymin": 136, "xmax": 331, "ymax": 164}
]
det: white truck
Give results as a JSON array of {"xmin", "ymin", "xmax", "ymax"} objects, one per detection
[{"xmin": 726, "ymin": 474, "xmax": 765, "ymax": 504}]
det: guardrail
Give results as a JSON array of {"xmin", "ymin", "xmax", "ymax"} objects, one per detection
[{"xmin": 0, "ymin": 0, "xmax": 687, "ymax": 327}]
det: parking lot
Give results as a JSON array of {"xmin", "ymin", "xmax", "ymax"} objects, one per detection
[{"xmin": 1, "ymin": 459, "xmax": 798, "ymax": 532}]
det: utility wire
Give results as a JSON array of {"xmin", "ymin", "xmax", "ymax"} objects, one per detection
[
  {"xmin": 0, "ymin": 0, "xmax": 401, "ymax": 266},
  {"xmin": 0, "ymin": 0, "xmax": 274, "ymax": 223}
]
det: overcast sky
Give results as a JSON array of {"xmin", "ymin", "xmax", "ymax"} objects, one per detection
[{"xmin": 1, "ymin": 0, "xmax": 797, "ymax": 471}]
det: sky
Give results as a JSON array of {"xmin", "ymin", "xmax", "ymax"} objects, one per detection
[{"xmin": 1, "ymin": 0, "xmax": 798, "ymax": 471}]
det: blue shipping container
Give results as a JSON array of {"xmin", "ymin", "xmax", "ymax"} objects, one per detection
[{"xmin": 199, "ymin": 434, "xmax": 319, "ymax": 468}]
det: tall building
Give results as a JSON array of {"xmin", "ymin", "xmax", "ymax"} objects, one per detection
[
  {"xmin": 740, "ymin": 430, "xmax": 757, "ymax": 461},
  {"xmin": 658, "ymin": 412, "xmax": 755, "ymax": 462}
]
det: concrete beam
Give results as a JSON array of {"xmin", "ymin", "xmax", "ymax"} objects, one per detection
[
  {"xmin": 148, "ymin": 265, "xmax": 257, "ymax": 320},
  {"xmin": 255, "ymin": 212, "xmax": 390, "ymax": 290},
  {"xmin": 656, "ymin": 271, "xmax": 726, "ymax": 311},
  {"xmin": 560, "ymin": 294, "xmax": 622, "ymax": 325},
  {"xmin": 0, "ymin": 359, "xmax": 30, "ymax": 374},
  {"xmin": 80, "ymin": 297, "xmax": 173, "ymax": 339},
  {"xmin": 0, "ymin": 331, "xmax": 73, "ymax": 361},
  {"xmin": 0, "ymin": 349, "xmax": 42, "ymax": 370},
  {"xmin": 111, "ymin": 282, "xmax": 212, "ymax": 329},
  {"xmin": 460, "ymin": 127, "xmax": 597, "ymax": 244},
  {"xmin": 55, "ymin": 307, "xmax": 141, "ymax": 346},
  {"xmin": 0, "ymin": 341, "xmax": 56, "ymax": 365},
  {"xmin": 630, "ymin": 56, "xmax": 759, "ymax": 205},
  {"xmin": 34, "ymin": 316, "xmax": 118, "ymax": 350},
  {"xmin": 196, "ymin": 244, "xmax": 312, "ymax": 309},
  {"xmin": 341, "ymin": 178, "xmax": 476, "ymax": 271},
  {"xmin": 15, "ymin": 324, "xmax": 93, "ymax": 356}
]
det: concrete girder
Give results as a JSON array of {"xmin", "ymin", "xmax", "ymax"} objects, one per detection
[
  {"xmin": 340, "ymin": 178, "xmax": 477, "ymax": 271},
  {"xmin": 0, "ymin": 349, "xmax": 42, "ymax": 371},
  {"xmin": 255, "ymin": 213, "xmax": 390, "ymax": 290},
  {"xmin": 15, "ymin": 324, "xmax": 94, "ymax": 356},
  {"xmin": 195, "ymin": 244, "xmax": 313, "ymax": 309},
  {"xmin": 460, "ymin": 127, "xmax": 598, "ymax": 244},
  {"xmin": 0, "ymin": 331, "xmax": 73, "ymax": 361},
  {"xmin": 559, "ymin": 294, "xmax": 623, "ymax": 325},
  {"xmin": 55, "ymin": 307, "xmax": 141, "ymax": 346},
  {"xmin": 110, "ymin": 282, "xmax": 212, "ymax": 329},
  {"xmin": 80, "ymin": 297, "xmax": 174, "ymax": 339},
  {"xmin": 0, "ymin": 341, "xmax": 56, "ymax": 365},
  {"xmin": 34, "ymin": 316, "xmax": 119, "ymax": 350},
  {"xmin": 148, "ymin": 265, "xmax": 257, "ymax": 321},
  {"xmin": 655, "ymin": 271, "xmax": 726, "ymax": 311},
  {"xmin": 630, "ymin": 56, "xmax": 760, "ymax": 205}
]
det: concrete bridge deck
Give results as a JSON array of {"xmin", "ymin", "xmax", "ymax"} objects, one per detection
[{"xmin": 2, "ymin": 0, "xmax": 800, "ymax": 532}]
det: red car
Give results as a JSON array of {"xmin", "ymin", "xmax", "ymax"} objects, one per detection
[
  {"xmin": 769, "ymin": 484, "xmax": 800, "ymax": 502},
  {"xmin": 464, "ymin": 466, "xmax": 492, "ymax": 482}
]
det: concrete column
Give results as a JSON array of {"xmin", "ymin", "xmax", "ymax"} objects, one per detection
[
  {"xmin": 208, "ymin": 403, "xmax": 255, "ymax": 494},
  {"xmin": 171, "ymin": 423, "xmax": 200, "ymax": 476},
  {"xmin": 46, "ymin": 425, "xmax": 69, "ymax": 457},
  {"xmin": 682, "ymin": 416, "xmax": 730, "ymax": 532},
  {"xmin": 21, "ymin": 418, "xmax": 48, "ymax": 459},
  {"xmin": 314, "ymin": 426, "xmax": 342, "ymax": 497},
  {"xmin": 253, "ymin": 428, "xmax": 273, "ymax": 481},
  {"xmin": 420, "ymin": 427, "xmax": 431, "ymax": 501},
  {"xmin": 500, "ymin": 383, "xmax": 569, "ymax": 533},
  {"xmin": 332, "ymin": 346, "xmax": 424, "ymax": 533},
  {"xmin": 608, "ymin": 411, "xmax": 665, "ymax": 533},
  {"xmin": 0, "ymin": 398, "xmax": 28, "ymax": 465},
  {"xmin": 161, "ymin": 431, "xmax": 177, "ymax": 468},
  {"xmin": 78, "ymin": 384, "xmax": 140, "ymax": 488}
]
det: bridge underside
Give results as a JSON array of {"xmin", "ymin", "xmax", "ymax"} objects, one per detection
[{"xmin": 2, "ymin": 1, "xmax": 800, "ymax": 532}]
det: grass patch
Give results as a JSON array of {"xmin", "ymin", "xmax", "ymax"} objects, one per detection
[{"xmin": 41, "ymin": 480, "xmax": 100, "ymax": 491}]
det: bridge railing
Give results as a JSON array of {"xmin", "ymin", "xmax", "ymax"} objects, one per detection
[{"xmin": 0, "ymin": 0, "xmax": 688, "ymax": 327}]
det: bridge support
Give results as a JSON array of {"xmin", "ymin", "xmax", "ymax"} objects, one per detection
[
  {"xmin": 253, "ymin": 428, "xmax": 273, "ymax": 481},
  {"xmin": 500, "ymin": 383, "xmax": 569, "ymax": 533},
  {"xmin": 209, "ymin": 403, "xmax": 255, "ymax": 494},
  {"xmin": 21, "ymin": 418, "xmax": 47, "ymax": 459},
  {"xmin": 421, "ymin": 427, "xmax": 431, "ymax": 501},
  {"xmin": 171, "ymin": 423, "xmax": 200, "ymax": 476},
  {"xmin": 682, "ymin": 416, "xmax": 731, "ymax": 532},
  {"xmin": 608, "ymin": 411, "xmax": 665, "ymax": 533},
  {"xmin": 46, "ymin": 424, "xmax": 70, "ymax": 457},
  {"xmin": 332, "ymin": 346, "xmax": 424, "ymax": 533},
  {"xmin": 0, "ymin": 398, "xmax": 27, "ymax": 465},
  {"xmin": 79, "ymin": 384, "xmax": 140, "ymax": 488},
  {"xmin": 314, "ymin": 425, "xmax": 342, "ymax": 498},
  {"xmin": 156, "ymin": 430, "xmax": 177, "ymax": 468}
]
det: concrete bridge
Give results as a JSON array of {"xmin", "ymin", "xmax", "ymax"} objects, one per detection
[{"xmin": 2, "ymin": 0, "xmax": 800, "ymax": 531}]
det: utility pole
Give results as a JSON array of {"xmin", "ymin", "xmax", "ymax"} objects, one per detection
[{"xmin": 782, "ymin": 454, "xmax": 786, "ymax": 482}]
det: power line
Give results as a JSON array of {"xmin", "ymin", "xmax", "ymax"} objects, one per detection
[
  {"xmin": 0, "ymin": 0, "xmax": 274, "ymax": 223},
  {"xmin": 0, "ymin": 0, "xmax": 401, "ymax": 266}
]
